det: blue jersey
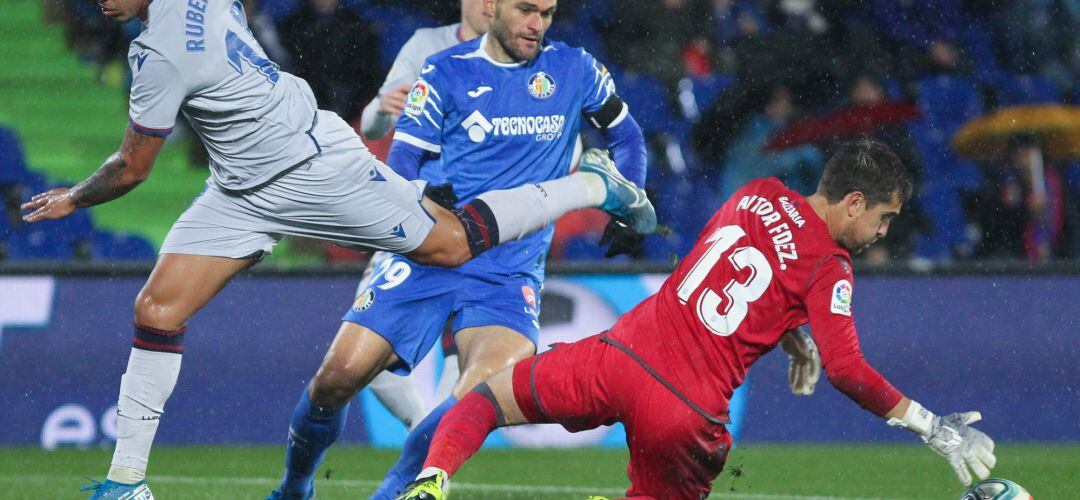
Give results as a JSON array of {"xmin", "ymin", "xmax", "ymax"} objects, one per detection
[{"xmin": 393, "ymin": 34, "xmax": 617, "ymax": 281}]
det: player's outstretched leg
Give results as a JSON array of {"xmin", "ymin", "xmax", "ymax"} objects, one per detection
[
  {"xmin": 87, "ymin": 254, "xmax": 254, "ymax": 498},
  {"xmin": 272, "ymin": 322, "xmax": 400, "ymax": 499},
  {"xmin": 406, "ymin": 148, "xmax": 654, "ymax": 268},
  {"xmin": 396, "ymin": 365, "xmax": 535, "ymax": 500},
  {"xmin": 575, "ymin": 148, "xmax": 657, "ymax": 233},
  {"xmin": 373, "ymin": 326, "xmax": 534, "ymax": 499}
]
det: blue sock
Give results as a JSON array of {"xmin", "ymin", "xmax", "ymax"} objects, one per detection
[
  {"xmin": 277, "ymin": 388, "xmax": 348, "ymax": 496},
  {"xmin": 370, "ymin": 396, "xmax": 457, "ymax": 500}
]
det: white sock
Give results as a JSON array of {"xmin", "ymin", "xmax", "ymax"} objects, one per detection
[
  {"xmin": 434, "ymin": 354, "xmax": 460, "ymax": 402},
  {"xmin": 476, "ymin": 174, "xmax": 600, "ymax": 244},
  {"xmin": 368, "ymin": 371, "xmax": 429, "ymax": 430},
  {"xmin": 572, "ymin": 171, "xmax": 607, "ymax": 206},
  {"xmin": 107, "ymin": 348, "xmax": 182, "ymax": 483},
  {"xmin": 419, "ymin": 466, "xmax": 448, "ymax": 480}
]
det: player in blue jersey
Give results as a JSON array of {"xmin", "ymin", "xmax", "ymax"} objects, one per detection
[
  {"xmin": 354, "ymin": 0, "xmax": 490, "ymax": 439},
  {"xmin": 269, "ymin": 1, "xmax": 650, "ymax": 498}
]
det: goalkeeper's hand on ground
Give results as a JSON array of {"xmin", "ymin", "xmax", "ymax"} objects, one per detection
[
  {"xmin": 779, "ymin": 327, "xmax": 820, "ymax": 396},
  {"xmin": 888, "ymin": 401, "xmax": 996, "ymax": 484}
]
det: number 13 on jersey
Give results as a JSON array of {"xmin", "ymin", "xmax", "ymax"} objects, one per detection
[{"xmin": 676, "ymin": 225, "xmax": 773, "ymax": 336}]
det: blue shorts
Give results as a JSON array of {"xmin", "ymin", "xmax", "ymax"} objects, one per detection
[{"xmin": 342, "ymin": 255, "xmax": 542, "ymax": 375}]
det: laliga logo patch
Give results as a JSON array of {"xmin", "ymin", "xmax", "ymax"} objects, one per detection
[
  {"xmin": 528, "ymin": 72, "xmax": 556, "ymax": 99},
  {"xmin": 830, "ymin": 279, "xmax": 852, "ymax": 316},
  {"xmin": 403, "ymin": 80, "xmax": 429, "ymax": 118},
  {"xmin": 352, "ymin": 289, "xmax": 376, "ymax": 312}
]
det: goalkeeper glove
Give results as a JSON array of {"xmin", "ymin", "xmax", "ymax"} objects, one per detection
[
  {"xmin": 424, "ymin": 183, "xmax": 458, "ymax": 210},
  {"xmin": 887, "ymin": 401, "xmax": 996, "ymax": 484},
  {"xmin": 599, "ymin": 218, "xmax": 644, "ymax": 258},
  {"xmin": 779, "ymin": 327, "xmax": 820, "ymax": 396}
]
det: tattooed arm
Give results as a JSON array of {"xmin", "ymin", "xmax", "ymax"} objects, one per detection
[{"xmin": 21, "ymin": 126, "xmax": 165, "ymax": 223}]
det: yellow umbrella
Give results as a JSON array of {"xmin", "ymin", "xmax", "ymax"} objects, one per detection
[{"xmin": 952, "ymin": 104, "xmax": 1080, "ymax": 163}]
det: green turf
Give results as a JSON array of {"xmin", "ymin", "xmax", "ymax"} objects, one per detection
[{"xmin": 0, "ymin": 444, "xmax": 1073, "ymax": 499}]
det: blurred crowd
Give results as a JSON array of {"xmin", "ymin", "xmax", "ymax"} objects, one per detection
[{"xmin": 44, "ymin": 0, "xmax": 1080, "ymax": 264}]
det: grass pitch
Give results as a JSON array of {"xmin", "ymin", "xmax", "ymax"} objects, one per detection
[{"xmin": 0, "ymin": 444, "xmax": 1074, "ymax": 499}]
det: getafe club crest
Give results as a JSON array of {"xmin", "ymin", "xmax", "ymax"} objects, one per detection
[
  {"xmin": 528, "ymin": 72, "xmax": 556, "ymax": 99},
  {"xmin": 352, "ymin": 289, "xmax": 376, "ymax": 312}
]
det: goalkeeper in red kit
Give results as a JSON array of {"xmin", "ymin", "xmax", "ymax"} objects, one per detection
[{"xmin": 396, "ymin": 139, "xmax": 997, "ymax": 500}]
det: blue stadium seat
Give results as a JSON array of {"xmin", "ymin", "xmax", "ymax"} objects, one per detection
[
  {"xmin": 994, "ymin": 73, "xmax": 1061, "ymax": 106},
  {"xmin": 546, "ymin": 19, "xmax": 608, "ymax": 62},
  {"xmin": 568, "ymin": 0, "xmax": 614, "ymax": 29},
  {"xmin": 915, "ymin": 75, "xmax": 983, "ymax": 134},
  {"xmin": 91, "ymin": 230, "xmax": 157, "ymax": 261},
  {"xmin": 5, "ymin": 227, "xmax": 75, "ymax": 261},
  {"xmin": 909, "ymin": 76, "xmax": 986, "ymax": 259},
  {"xmin": 358, "ymin": 6, "xmax": 435, "ymax": 71},
  {"xmin": 0, "ymin": 126, "xmax": 30, "ymax": 185},
  {"xmin": 260, "ymin": 0, "xmax": 300, "ymax": 23},
  {"xmin": 614, "ymin": 71, "xmax": 677, "ymax": 137},
  {"xmin": 679, "ymin": 74, "xmax": 734, "ymax": 122},
  {"xmin": 910, "ymin": 122, "xmax": 983, "ymax": 191},
  {"xmin": 0, "ymin": 196, "xmax": 12, "ymax": 242},
  {"xmin": 560, "ymin": 234, "xmax": 606, "ymax": 261},
  {"xmin": 645, "ymin": 176, "xmax": 718, "ymax": 259},
  {"xmin": 6, "ymin": 175, "xmax": 96, "ymax": 256},
  {"xmin": 962, "ymin": 20, "xmax": 1007, "ymax": 86},
  {"xmin": 914, "ymin": 182, "xmax": 971, "ymax": 260}
]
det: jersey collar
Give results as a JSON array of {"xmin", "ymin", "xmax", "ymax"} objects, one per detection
[{"xmin": 467, "ymin": 34, "xmax": 527, "ymax": 68}]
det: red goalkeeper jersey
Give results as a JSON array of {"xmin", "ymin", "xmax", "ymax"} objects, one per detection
[{"xmin": 605, "ymin": 178, "xmax": 903, "ymax": 423}]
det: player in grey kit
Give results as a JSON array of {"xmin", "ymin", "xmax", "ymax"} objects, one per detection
[
  {"xmin": 360, "ymin": 0, "xmax": 489, "ymax": 141},
  {"xmin": 20, "ymin": 0, "xmax": 654, "ymax": 498}
]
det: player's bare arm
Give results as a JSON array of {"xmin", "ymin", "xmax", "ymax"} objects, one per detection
[
  {"xmin": 380, "ymin": 84, "xmax": 412, "ymax": 116},
  {"xmin": 21, "ymin": 127, "xmax": 164, "ymax": 223}
]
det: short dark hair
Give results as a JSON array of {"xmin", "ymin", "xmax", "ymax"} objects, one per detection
[{"xmin": 817, "ymin": 138, "xmax": 913, "ymax": 206}]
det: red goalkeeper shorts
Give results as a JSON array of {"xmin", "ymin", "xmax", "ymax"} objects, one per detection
[{"xmin": 511, "ymin": 333, "xmax": 733, "ymax": 500}]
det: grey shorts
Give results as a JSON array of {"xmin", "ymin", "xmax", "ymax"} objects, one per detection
[{"xmin": 161, "ymin": 137, "xmax": 434, "ymax": 259}]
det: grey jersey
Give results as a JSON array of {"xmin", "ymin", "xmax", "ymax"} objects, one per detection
[
  {"xmin": 127, "ymin": 0, "xmax": 348, "ymax": 190},
  {"xmin": 361, "ymin": 23, "xmax": 463, "ymax": 139}
]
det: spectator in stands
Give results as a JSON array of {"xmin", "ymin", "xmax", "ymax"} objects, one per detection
[
  {"xmin": 693, "ymin": 1, "xmax": 871, "ymax": 165},
  {"xmin": 280, "ymin": 0, "xmax": 381, "ymax": 122},
  {"xmin": 987, "ymin": 0, "xmax": 1079, "ymax": 93},
  {"xmin": 711, "ymin": 0, "xmax": 767, "ymax": 47},
  {"xmin": 843, "ymin": 73, "xmax": 925, "ymax": 263},
  {"xmin": 969, "ymin": 136, "xmax": 1071, "ymax": 261},
  {"xmin": 861, "ymin": 0, "xmax": 973, "ymax": 81},
  {"xmin": 606, "ymin": 0, "xmax": 714, "ymax": 92},
  {"xmin": 63, "ymin": 0, "xmax": 127, "ymax": 84},
  {"xmin": 717, "ymin": 84, "xmax": 822, "ymax": 201}
]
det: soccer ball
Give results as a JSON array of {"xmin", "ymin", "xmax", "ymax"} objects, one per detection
[{"xmin": 959, "ymin": 479, "xmax": 1032, "ymax": 500}]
